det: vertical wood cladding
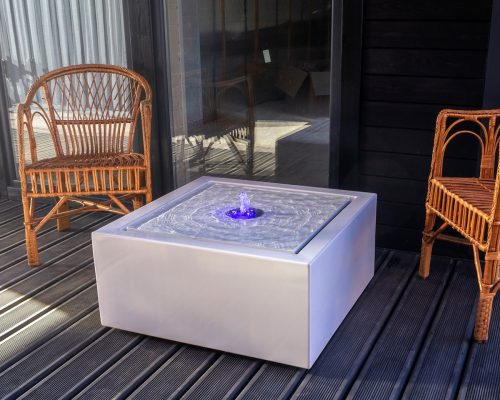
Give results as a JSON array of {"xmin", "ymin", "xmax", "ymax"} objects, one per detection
[{"xmin": 358, "ymin": 0, "xmax": 492, "ymax": 250}]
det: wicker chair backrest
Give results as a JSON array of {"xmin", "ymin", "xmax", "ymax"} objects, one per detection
[{"xmin": 21, "ymin": 64, "xmax": 152, "ymax": 160}]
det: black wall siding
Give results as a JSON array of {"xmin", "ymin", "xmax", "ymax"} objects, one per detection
[
  {"xmin": 358, "ymin": 0, "xmax": 492, "ymax": 251},
  {"xmin": 365, "ymin": 0, "xmax": 491, "ymax": 20}
]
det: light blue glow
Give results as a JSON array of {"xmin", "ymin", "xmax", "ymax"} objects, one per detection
[{"xmin": 225, "ymin": 192, "xmax": 263, "ymax": 219}]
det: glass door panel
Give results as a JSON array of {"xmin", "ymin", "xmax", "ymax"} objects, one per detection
[{"xmin": 166, "ymin": 0, "xmax": 332, "ymax": 187}]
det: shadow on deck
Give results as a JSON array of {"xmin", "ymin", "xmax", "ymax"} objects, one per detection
[{"xmin": 0, "ymin": 198, "xmax": 498, "ymax": 399}]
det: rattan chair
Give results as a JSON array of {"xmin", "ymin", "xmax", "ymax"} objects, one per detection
[
  {"xmin": 420, "ymin": 109, "xmax": 500, "ymax": 342},
  {"xmin": 17, "ymin": 64, "xmax": 152, "ymax": 267}
]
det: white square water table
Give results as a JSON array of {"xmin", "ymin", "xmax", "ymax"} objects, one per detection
[{"xmin": 92, "ymin": 177, "xmax": 376, "ymax": 368}]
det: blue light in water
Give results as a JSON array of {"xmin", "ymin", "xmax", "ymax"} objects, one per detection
[
  {"xmin": 225, "ymin": 191, "xmax": 263, "ymax": 219},
  {"xmin": 225, "ymin": 207, "xmax": 263, "ymax": 219}
]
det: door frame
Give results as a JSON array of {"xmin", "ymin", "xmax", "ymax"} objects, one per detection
[
  {"xmin": 331, "ymin": 0, "xmax": 364, "ymax": 189},
  {"xmin": 0, "ymin": 56, "xmax": 17, "ymax": 198},
  {"xmin": 124, "ymin": 0, "xmax": 175, "ymax": 197}
]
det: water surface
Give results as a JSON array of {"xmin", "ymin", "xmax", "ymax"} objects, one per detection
[{"xmin": 135, "ymin": 183, "xmax": 351, "ymax": 253}]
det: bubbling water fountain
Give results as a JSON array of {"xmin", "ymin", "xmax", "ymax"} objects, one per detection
[
  {"xmin": 225, "ymin": 192, "xmax": 263, "ymax": 220},
  {"xmin": 94, "ymin": 178, "xmax": 376, "ymax": 369}
]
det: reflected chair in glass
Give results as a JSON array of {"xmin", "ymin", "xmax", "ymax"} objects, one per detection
[
  {"xmin": 420, "ymin": 109, "xmax": 500, "ymax": 342},
  {"xmin": 201, "ymin": 75, "xmax": 255, "ymax": 177},
  {"xmin": 176, "ymin": 75, "xmax": 255, "ymax": 179},
  {"xmin": 16, "ymin": 64, "xmax": 153, "ymax": 267}
]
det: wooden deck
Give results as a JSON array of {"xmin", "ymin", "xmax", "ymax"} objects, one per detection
[{"xmin": 0, "ymin": 198, "xmax": 498, "ymax": 399}]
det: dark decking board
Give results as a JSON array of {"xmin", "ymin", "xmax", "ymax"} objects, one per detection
[
  {"xmin": 0, "ymin": 204, "xmax": 497, "ymax": 399},
  {"xmin": 0, "ymin": 201, "xmax": 23, "ymax": 215},
  {"xmin": 458, "ymin": 299, "xmax": 500, "ymax": 400},
  {"xmin": 403, "ymin": 261, "xmax": 477, "ymax": 400},
  {"xmin": 0, "ymin": 203, "xmax": 52, "ymax": 240}
]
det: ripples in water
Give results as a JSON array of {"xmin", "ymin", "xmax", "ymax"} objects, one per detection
[{"xmin": 136, "ymin": 183, "xmax": 351, "ymax": 253}]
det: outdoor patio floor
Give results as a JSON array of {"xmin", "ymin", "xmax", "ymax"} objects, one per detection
[{"xmin": 0, "ymin": 198, "xmax": 498, "ymax": 399}]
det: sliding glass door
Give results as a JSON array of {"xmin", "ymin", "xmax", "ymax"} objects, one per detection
[{"xmin": 166, "ymin": 0, "xmax": 332, "ymax": 188}]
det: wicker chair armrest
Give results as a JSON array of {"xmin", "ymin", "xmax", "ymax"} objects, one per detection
[
  {"xmin": 16, "ymin": 98, "xmax": 61, "ymax": 167},
  {"xmin": 139, "ymin": 99, "xmax": 152, "ymax": 164},
  {"xmin": 16, "ymin": 103, "xmax": 29, "ymax": 171}
]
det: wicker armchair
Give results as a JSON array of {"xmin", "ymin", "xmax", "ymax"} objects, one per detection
[
  {"xmin": 17, "ymin": 64, "xmax": 153, "ymax": 267},
  {"xmin": 420, "ymin": 109, "xmax": 500, "ymax": 342}
]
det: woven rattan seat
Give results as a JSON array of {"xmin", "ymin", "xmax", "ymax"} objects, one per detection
[
  {"xmin": 420, "ymin": 109, "xmax": 500, "ymax": 343},
  {"xmin": 17, "ymin": 64, "xmax": 153, "ymax": 267},
  {"xmin": 430, "ymin": 177, "xmax": 495, "ymax": 215},
  {"xmin": 26, "ymin": 153, "xmax": 145, "ymax": 170}
]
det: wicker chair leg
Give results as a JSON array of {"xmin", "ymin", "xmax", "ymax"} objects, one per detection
[
  {"xmin": 419, "ymin": 212, "xmax": 436, "ymax": 279},
  {"xmin": 56, "ymin": 201, "xmax": 71, "ymax": 231},
  {"xmin": 132, "ymin": 196, "xmax": 144, "ymax": 210},
  {"xmin": 474, "ymin": 291, "xmax": 495, "ymax": 342},
  {"xmin": 21, "ymin": 195, "xmax": 40, "ymax": 267},
  {"xmin": 25, "ymin": 225, "xmax": 40, "ymax": 267}
]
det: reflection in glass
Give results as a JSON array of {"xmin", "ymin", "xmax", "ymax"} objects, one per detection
[
  {"xmin": 0, "ymin": 0, "xmax": 127, "ymax": 177},
  {"xmin": 167, "ymin": 0, "xmax": 332, "ymax": 187}
]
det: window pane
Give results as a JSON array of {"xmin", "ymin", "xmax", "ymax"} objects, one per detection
[
  {"xmin": 0, "ymin": 0, "xmax": 128, "ymax": 178},
  {"xmin": 167, "ymin": 0, "xmax": 331, "ymax": 187}
]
